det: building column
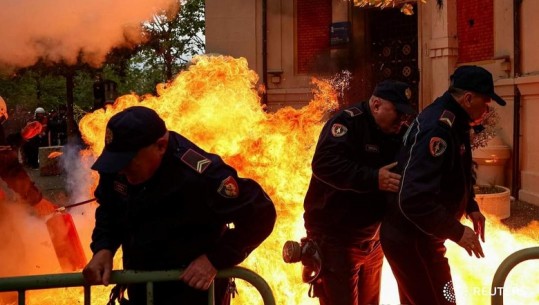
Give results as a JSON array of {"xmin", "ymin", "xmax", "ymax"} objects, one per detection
[{"xmin": 418, "ymin": 1, "xmax": 458, "ymax": 106}]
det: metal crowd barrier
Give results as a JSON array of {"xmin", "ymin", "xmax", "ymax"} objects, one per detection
[
  {"xmin": 491, "ymin": 246, "xmax": 539, "ymax": 305},
  {"xmin": 0, "ymin": 266, "xmax": 276, "ymax": 305}
]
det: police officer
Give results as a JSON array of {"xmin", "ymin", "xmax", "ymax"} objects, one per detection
[
  {"xmin": 83, "ymin": 106, "xmax": 277, "ymax": 305},
  {"xmin": 303, "ymin": 80, "xmax": 416, "ymax": 305},
  {"xmin": 380, "ymin": 66, "xmax": 506, "ymax": 305}
]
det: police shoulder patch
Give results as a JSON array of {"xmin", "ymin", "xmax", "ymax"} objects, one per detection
[
  {"xmin": 344, "ymin": 107, "xmax": 363, "ymax": 117},
  {"xmin": 439, "ymin": 110, "xmax": 455, "ymax": 127},
  {"xmin": 181, "ymin": 149, "xmax": 212, "ymax": 174},
  {"xmin": 429, "ymin": 137, "xmax": 447, "ymax": 157},
  {"xmin": 331, "ymin": 123, "xmax": 348, "ymax": 137},
  {"xmin": 218, "ymin": 176, "xmax": 240, "ymax": 198}
]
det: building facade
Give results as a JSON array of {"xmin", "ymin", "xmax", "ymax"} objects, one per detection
[{"xmin": 206, "ymin": 0, "xmax": 539, "ymax": 205}]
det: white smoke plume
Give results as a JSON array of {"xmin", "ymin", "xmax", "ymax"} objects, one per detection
[{"xmin": 0, "ymin": 0, "xmax": 179, "ymax": 70}]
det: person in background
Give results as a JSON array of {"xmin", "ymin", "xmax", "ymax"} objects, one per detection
[
  {"xmin": 0, "ymin": 96, "xmax": 59, "ymax": 217},
  {"xmin": 302, "ymin": 80, "xmax": 416, "ymax": 305},
  {"xmin": 23, "ymin": 107, "xmax": 49, "ymax": 168},
  {"xmin": 48, "ymin": 105, "xmax": 68, "ymax": 146},
  {"xmin": 380, "ymin": 66, "xmax": 507, "ymax": 305},
  {"xmin": 83, "ymin": 106, "xmax": 277, "ymax": 305}
]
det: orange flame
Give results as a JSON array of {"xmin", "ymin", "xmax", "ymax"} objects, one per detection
[
  {"xmin": 5, "ymin": 55, "xmax": 536, "ymax": 304},
  {"xmin": 47, "ymin": 151, "xmax": 63, "ymax": 159}
]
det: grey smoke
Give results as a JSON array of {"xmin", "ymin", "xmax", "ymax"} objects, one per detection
[{"xmin": 0, "ymin": 0, "xmax": 178, "ymax": 69}]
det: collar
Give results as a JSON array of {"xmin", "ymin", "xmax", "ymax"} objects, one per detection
[{"xmin": 440, "ymin": 92, "xmax": 472, "ymax": 132}]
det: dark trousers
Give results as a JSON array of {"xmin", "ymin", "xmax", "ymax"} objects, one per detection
[
  {"xmin": 311, "ymin": 234, "xmax": 383, "ymax": 305},
  {"xmin": 127, "ymin": 278, "xmax": 231, "ymax": 305},
  {"xmin": 23, "ymin": 138, "xmax": 40, "ymax": 169},
  {"xmin": 380, "ymin": 222, "xmax": 455, "ymax": 305}
]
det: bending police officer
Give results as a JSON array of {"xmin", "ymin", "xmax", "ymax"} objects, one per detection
[{"xmin": 83, "ymin": 106, "xmax": 277, "ymax": 305}]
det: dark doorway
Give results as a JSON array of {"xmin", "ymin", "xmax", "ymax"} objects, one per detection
[{"xmin": 348, "ymin": 6, "xmax": 419, "ymax": 110}]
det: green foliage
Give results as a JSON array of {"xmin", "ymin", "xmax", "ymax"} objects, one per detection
[{"xmin": 0, "ymin": 0, "xmax": 205, "ymax": 113}]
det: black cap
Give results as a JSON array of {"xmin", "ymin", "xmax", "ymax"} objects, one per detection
[
  {"xmin": 91, "ymin": 106, "xmax": 167, "ymax": 173},
  {"xmin": 373, "ymin": 80, "xmax": 416, "ymax": 114},
  {"xmin": 450, "ymin": 65, "xmax": 506, "ymax": 106}
]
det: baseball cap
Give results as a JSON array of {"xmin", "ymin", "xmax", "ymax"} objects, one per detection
[
  {"xmin": 373, "ymin": 80, "xmax": 416, "ymax": 114},
  {"xmin": 450, "ymin": 65, "xmax": 506, "ymax": 106},
  {"xmin": 91, "ymin": 106, "xmax": 167, "ymax": 173}
]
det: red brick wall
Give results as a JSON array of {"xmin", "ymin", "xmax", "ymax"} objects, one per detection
[
  {"xmin": 457, "ymin": 0, "xmax": 494, "ymax": 63},
  {"xmin": 297, "ymin": 0, "xmax": 332, "ymax": 73}
]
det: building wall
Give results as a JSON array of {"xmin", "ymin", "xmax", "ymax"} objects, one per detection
[
  {"xmin": 456, "ymin": 0, "xmax": 494, "ymax": 63},
  {"xmin": 419, "ymin": 0, "xmax": 539, "ymax": 205},
  {"xmin": 205, "ymin": 0, "xmax": 539, "ymax": 205},
  {"xmin": 205, "ymin": 0, "xmax": 261, "ymax": 73},
  {"xmin": 514, "ymin": 0, "xmax": 539, "ymax": 204},
  {"xmin": 296, "ymin": 0, "xmax": 331, "ymax": 74}
]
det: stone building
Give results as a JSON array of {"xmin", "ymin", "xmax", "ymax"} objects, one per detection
[{"xmin": 206, "ymin": 0, "xmax": 539, "ymax": 205}]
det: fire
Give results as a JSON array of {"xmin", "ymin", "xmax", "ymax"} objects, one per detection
[
  {"xmin": 78, "ymin": 54, "xmax": 338, "ymax": 304},
  {"xmin": 3, "ymin": 55, "xmax": 536, "ymax": 304},
  {"xmin": 48, "ymin": 151, "xmax": 63, "ymax": 159}
]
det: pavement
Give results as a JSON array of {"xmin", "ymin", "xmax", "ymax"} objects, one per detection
[{"xmin": 25, "ymin": 166, "xmax": 70, "ymax": 207}]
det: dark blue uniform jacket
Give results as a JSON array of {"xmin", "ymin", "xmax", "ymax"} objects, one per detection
[
  {"xmin": 90, "ymin": 131, "xmax": 276, "ymax": 271},
  {"xmin": 386, "ymin": 91, "xmax": 479, "ymax": 242},
  {"xmin": 304, "ymin": 102, "xmax": 403, "ymax": 241}
]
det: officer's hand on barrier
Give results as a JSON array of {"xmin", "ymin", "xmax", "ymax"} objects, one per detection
[
  {"xmin": 33, "ymin": 198, "xmax": 59, "ymax": 217},
  {"xmin": 83, "ymin": 249, "xmax": 113, "ymax": 286},
  {"xmin": 457, "ymin": 226, "xmax": 485, "ymax": 258},
  {"xmin": 378, "ymin": 162, "xmax": 401, "ymax": 192},
  {"xmin": 21, "ymin": 121, "xmax": 43, "ymax": 141},
  {"xmin": 180, "ymin": 254, "xmax": 217, "ymax": 291}
]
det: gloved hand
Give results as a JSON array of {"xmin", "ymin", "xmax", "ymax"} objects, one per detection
[
  {"xmin": 21, "ymin": 121, "xmax": 43, "ymax": 141},
  {"xmin": 33, "ymin": 198, "xmax": 60, "ymax": 217}
]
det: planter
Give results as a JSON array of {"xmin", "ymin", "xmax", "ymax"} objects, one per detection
[
  {"xmin": 472, "ymin": 135, "xmax": 510, "ymax": 186},
  {"xmin": 474, "ymin": 185, "xmax": 511, "ymax": 220}
]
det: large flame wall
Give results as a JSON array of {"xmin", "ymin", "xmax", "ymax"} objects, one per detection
[
  {"xmin": 13, "ymin": 55, "xmax": 535, "ymax": 305},
  {"xmin": 79, "ymin": 55, "xmax": 338, "ymax": 305}
]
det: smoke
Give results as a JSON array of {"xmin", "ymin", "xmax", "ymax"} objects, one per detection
[
  {"xmin": 0, "ymin": 0, "xmax": 179, "ymax": 70},
  {"xmin": 58, "ymin": 144, "xmax": 99, "ymax": 258},
  {"xmin": 0, "ymin": 202, "xmax": 60, "ymax": 278}
]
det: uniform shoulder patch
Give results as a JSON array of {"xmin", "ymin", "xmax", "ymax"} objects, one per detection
[
  {"xmin": 331, "ymin": 123, "xmax": 348, "ymax": 137},
  {"xmin": 218, "ymin": 176, "xmax": 240, "ymax": 198},
  {"xmin": 181, "ymin": 149, "xmax": 212, "ymax": 174},
  {"xmin": 429, "ymin": 137, "xmax": 447, "ymax": 157},
  {"xmin": 439, "ymin": 110, "xmax": 455, "ymax": 127},
  {"xmin": 344, "ymin": 107, "xmax": 363, "ymax": 117}
]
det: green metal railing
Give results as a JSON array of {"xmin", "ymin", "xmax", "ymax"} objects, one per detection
[
  {"xmin": 491, "ymin": 246, "xmax": 539, "ymax": 305},
  {"xmin": 0, "ymin": 266, "xmax": 275, "ymax": 305}
]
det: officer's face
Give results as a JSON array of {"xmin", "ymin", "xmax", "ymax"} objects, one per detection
[
  {"xmin": 464, "ymin": 92, "xmax": 491, "ymax": 125},
  {"xmin": 119, "ymin": 137, "xmax": 168, "ymax": 185},
  {"xmin": 373, "ymin": 99, "xmax": 407, "ymax": 134}
]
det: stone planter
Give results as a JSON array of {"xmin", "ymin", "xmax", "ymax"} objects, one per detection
[
  {"xmin": 472, "ymin": 135, "xmax": 510, "ymax": 186},
  {"xmin": 474, "ymin": 185, "xmax": 511, "ymax": 220}
]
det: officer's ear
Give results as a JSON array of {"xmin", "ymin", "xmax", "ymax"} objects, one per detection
[
  {"xmin": 154, "ymin": 134, "xmax": 169, "ymax": 155},
  {"xmin": 464, "ymin": 92, "xmax": 474, "ymax": 107},
  {"xmin": 372, "ymin": 98, "xmax": 383, "ymax": 112}
]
